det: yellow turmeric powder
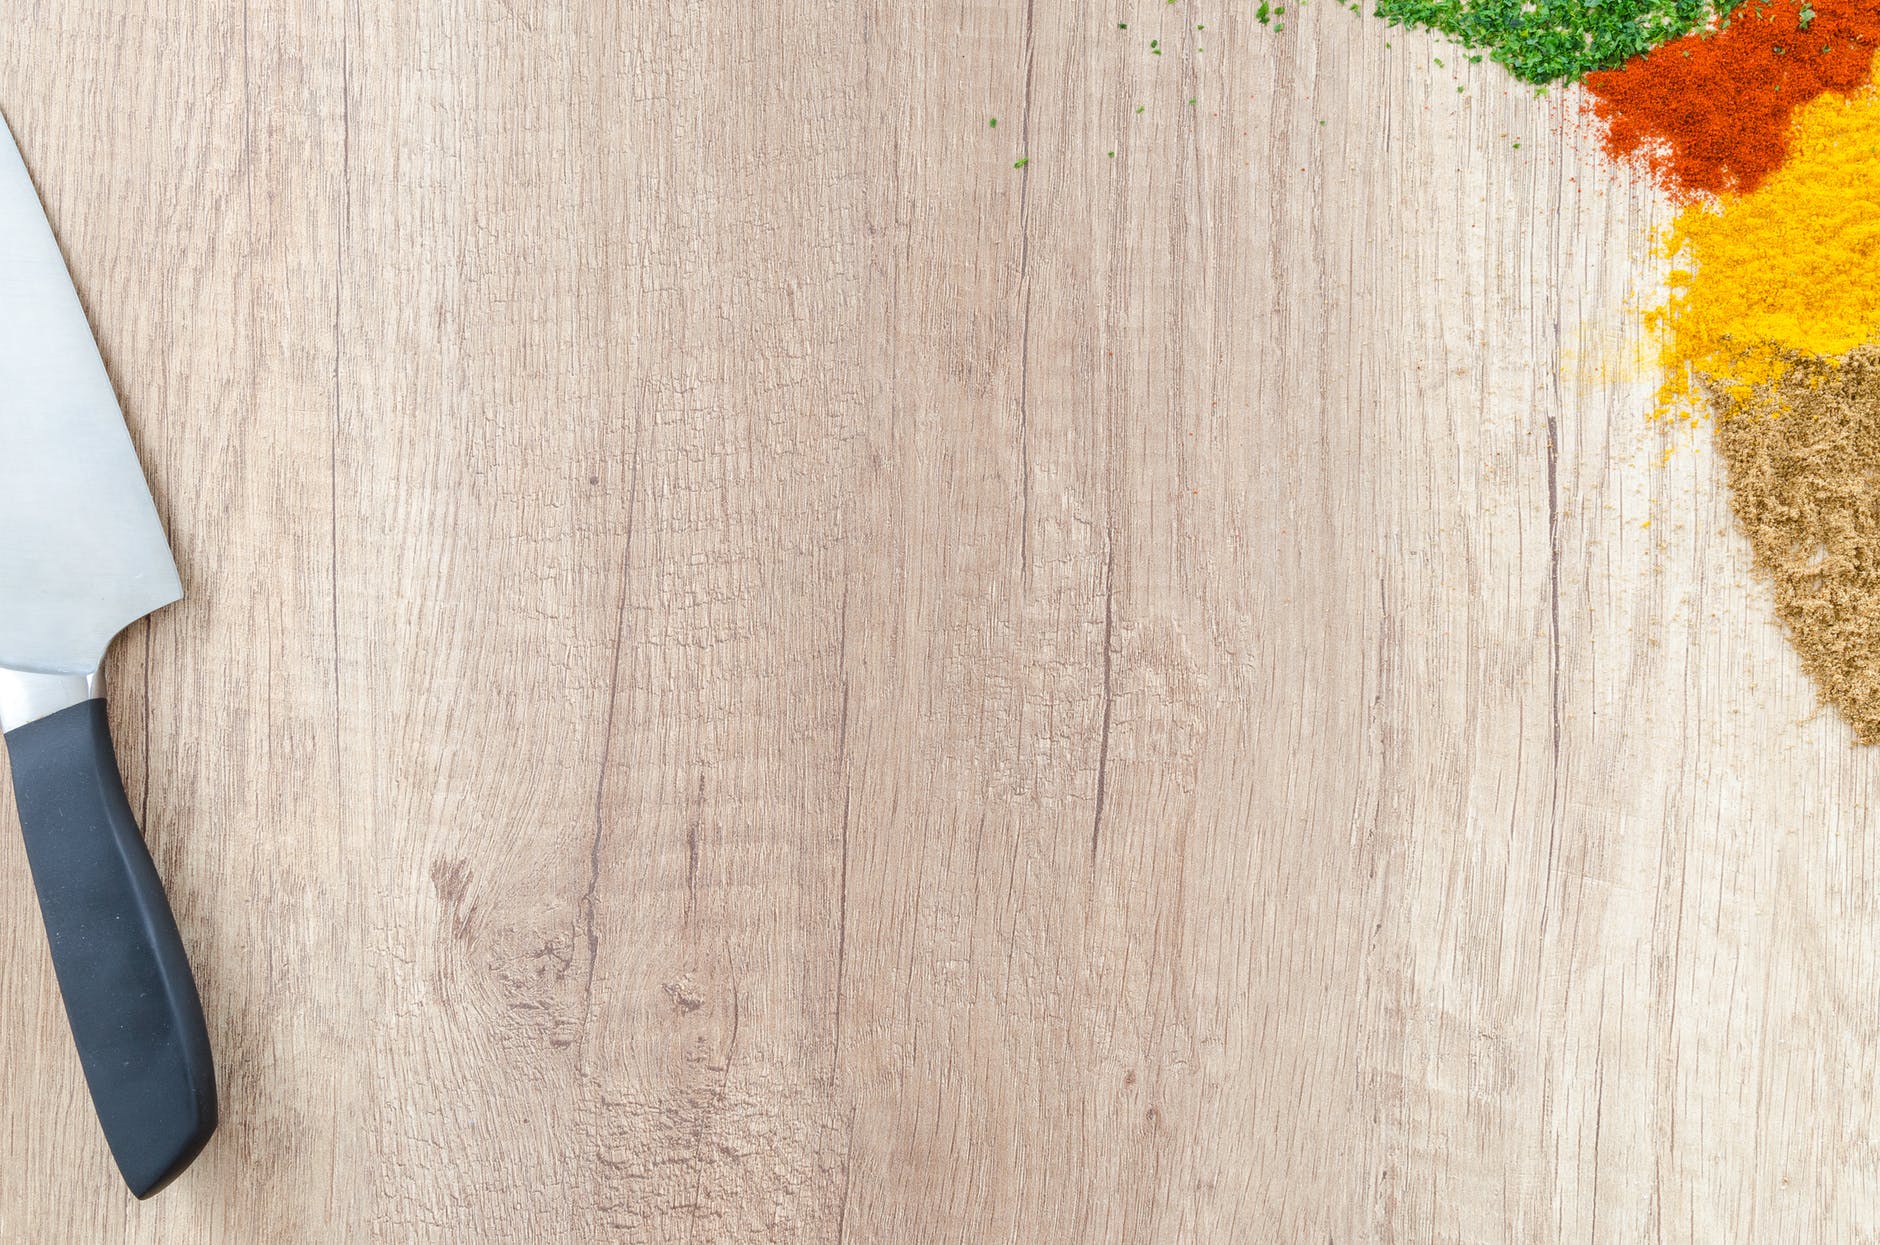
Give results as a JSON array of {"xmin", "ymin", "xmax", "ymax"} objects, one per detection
[{"xmin": 1654, "ymin": 54, "xmax": 1880, "ymax": 414}]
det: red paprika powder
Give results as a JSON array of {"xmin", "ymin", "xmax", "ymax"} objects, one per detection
[{"xmin": 1583, "ymin": 0, "xmax": 1880, "ymax": 199}]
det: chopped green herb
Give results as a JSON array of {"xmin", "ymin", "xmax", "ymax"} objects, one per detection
[{"xmin": 1373, "ymin": 0, "xmax": 1747, "ymax": 83}]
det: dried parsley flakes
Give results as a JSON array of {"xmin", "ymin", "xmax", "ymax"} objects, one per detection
[{"xmin": 1372, "ymin": 0, "xmax": 1749, "ymax": 83}]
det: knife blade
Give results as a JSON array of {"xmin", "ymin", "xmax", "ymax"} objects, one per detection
[{"xmin": 0, "ymin": 111, "xmax": 215, "ymax": 1198}]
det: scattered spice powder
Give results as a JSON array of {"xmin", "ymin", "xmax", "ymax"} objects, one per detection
[
  {"xmin": 1584, "ymin": 0, "xmax": 1880, "ymax": 199},
  {"xmin": 1711, "ymin": 348, "xmax": 1880, "ymax": 741},
  {"xmin": 1652, "ymin": 60, "xmax": 1880, "ymax": 414}
]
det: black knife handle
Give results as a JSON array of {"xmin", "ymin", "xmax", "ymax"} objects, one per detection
[{"xmin": 3, "ymin": 699, "xmax": 215, "ymax": 1197}]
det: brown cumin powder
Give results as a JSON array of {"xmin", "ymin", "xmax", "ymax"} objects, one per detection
[{"xmin": 1712, "ymin": 344, "xmax": 1880, "ymax": 742}]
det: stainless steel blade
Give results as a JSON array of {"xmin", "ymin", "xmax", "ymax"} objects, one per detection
[{"xmin": 0, "ymin": 113, "xmax": 180, "ymax": 678}]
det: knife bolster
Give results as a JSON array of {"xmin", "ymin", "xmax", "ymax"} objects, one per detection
[{"xmin": 0, "ymin": 667, "xmax": 103, "ymax": 732}]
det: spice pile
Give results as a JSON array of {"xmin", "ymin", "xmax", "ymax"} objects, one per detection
[
  {"xmin": 1364, "ymin": 0, "xmax": 1880, "ymax": 738},
  {"xmin": 1584, "ymin": 0, "xmax": 1880, "ymax": 198},
  {"xmin": 1068, "ymin": 0, "xmax": 1880, "ymax": 735},
  {"xmin": 1711, "ymin": 349, "xmax": 1880, "ymax": 743},
  {"xmin": 1373, "ymin": 0, "xmax": 1743, "ymax": 83},
  {"xmin": 1654, "ymin": 78, "xmax": 1880, "ymax": 415},
  {"xmin": 1654, "ymin": 71, "xmax": 1880, "ymax": 735}
]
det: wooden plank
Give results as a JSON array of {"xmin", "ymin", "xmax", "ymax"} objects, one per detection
[{"xmin": 0, "ymin": 0, "xmax": 1873, "ymax": 1240}]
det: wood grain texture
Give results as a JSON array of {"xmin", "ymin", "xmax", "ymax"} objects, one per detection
[{"xmin": 0, "ymin": 1, "xmax": 1873, "ymax": 1241}]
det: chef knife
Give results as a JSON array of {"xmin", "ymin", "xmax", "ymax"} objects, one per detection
[{"xmin": 0, "ymin": 113, "xmax": 215, "ymax": 1197}]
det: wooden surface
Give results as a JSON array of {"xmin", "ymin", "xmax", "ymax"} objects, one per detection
[{"xmin": 0, "ymin": 2, "xmax": 1873, "ymax": 1241}]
